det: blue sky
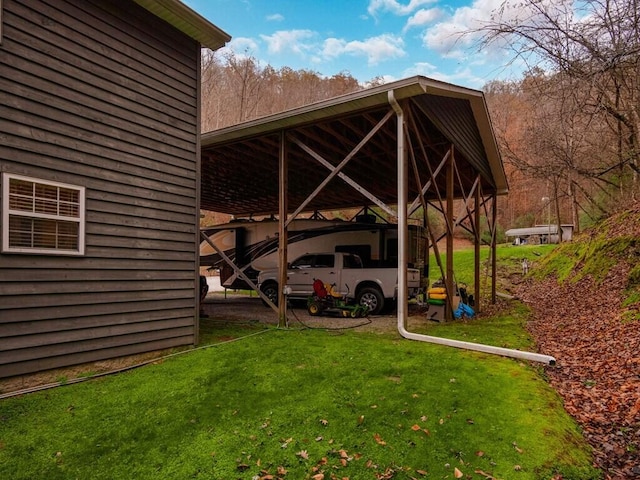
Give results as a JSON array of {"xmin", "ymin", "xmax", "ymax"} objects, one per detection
[{"xmin": 185, "ymin": 0, "xmax": 525, "ymax": 89}]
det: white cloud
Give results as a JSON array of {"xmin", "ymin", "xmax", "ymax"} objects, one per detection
[
  {"xmin": 403, "ymin": 62, "xmax": 487, "ymax": 88},
  {"xmin": 402, "ymin": 60, "xmax": 439, "ymax": 77},
  {"xmin": 422, "ymin": 23, "xmax": 472, "ymax": 60},
  {"xmin": 260, "ymin": 30, "xmax": 317, "ymax": 56},
  {"xmin": 434, "ymin": 67, "xmax": 487, "ymax": 88},
  {"xmin": 266, "ymin": 13, "xmax": 284, "ymax": 22},
  {"xmin": 420, "ymin": 0, "xmax": 571, "ymax": 62},
  {"xmin": 368, "ymin": 0, "xmax": 437, "ymax": 16},
  {"xmin": 255, "ymin": 29, "xmax": 405, "ymax": 70},
  {"xmin": 322, "ymin": 38, "xmax": 347, "ymax": 60},
  {"xmin": 403, "ymin": 8, "xmax": 445, "ymax": 32},
  {"xmin": 217, "ymin": 37, "xmax": 260, "ymax": 57},
  {"xmin": 322, "ymin": 34, "xmax": 406, "ymax": 66},
  {"xmin": 420, "ymin": 0, "xmax": 512, "ymax": 60}
]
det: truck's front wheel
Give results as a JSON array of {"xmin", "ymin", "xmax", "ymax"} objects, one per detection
[
  {"xmin": 260, "ymin": 282, "xmax": 279, "ymax": 306},
  {"xmin": 357, "ymin": 287, "xmax": 384, "ymax": 315}
]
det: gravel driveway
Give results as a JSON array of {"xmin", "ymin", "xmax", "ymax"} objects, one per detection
[{"xmin": 201, "ymin": 292, "xmax": 431, "ymax": 333}]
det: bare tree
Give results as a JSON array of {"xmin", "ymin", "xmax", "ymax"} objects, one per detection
[
  {"xmin": 485, "ymin": 68, "xmax": 619, "ymax": 231},
  {"xmin": 201, "ymin": 51, "xmax": 362, "ymax": 131},
  {"xmin": 478, "ymin": 0, "xmax": 640, "ymax": 208},
  {"xmin": 201, "ymin": 50, "xmax": 227, "ymax": 131}
]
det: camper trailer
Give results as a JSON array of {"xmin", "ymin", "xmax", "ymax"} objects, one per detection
[{"xmin": 200, "ymin": 217, "xmax": 427, "ymax": 291}]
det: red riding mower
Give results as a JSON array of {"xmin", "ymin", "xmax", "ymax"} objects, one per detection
[{"xmin": 307, "ymin": 279, "xmax": 369, "ymax": 318}]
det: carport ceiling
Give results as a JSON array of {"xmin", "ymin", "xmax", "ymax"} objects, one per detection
[{"xmin": 200, "ymin": 76, "xmax": 507, "ymax": 216}]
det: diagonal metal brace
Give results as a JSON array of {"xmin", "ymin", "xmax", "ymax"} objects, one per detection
[{"xmin": 199, "ymin": 231, "xmax": 279, "ymax": 315}]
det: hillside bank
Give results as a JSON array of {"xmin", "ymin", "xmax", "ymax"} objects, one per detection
[{"xmin": 517, "ymin": 202, "xmax": 640, "ymax": 479}]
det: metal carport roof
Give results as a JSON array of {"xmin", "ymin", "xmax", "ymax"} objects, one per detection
[{"xmin": 199, "ymin": 75, "xmax": 507, "ymax": 217}]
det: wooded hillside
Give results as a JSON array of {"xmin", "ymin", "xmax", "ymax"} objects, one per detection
[{"xmin": 199, "ymin": 0, "xmax": 639, "ymax": 233}]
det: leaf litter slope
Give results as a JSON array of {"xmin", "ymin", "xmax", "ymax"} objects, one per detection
[{"xmin": 517, "ymin": 201, "xmax": 640, "ymax": 479}]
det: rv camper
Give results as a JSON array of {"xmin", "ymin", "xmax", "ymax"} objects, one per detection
[{"xmin": 200, "ymin": 217, "xmax": 427, "ymax": 291}]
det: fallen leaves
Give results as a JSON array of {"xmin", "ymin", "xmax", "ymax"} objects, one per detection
[
  {"xmin": 373, "ymin": 433, "xmax": 387, "ymax": 446},
  {"xmin": 518, "ymin": 202, "xmax": 640, "ymax": 478},
  {"xmin": 410, "ymin": 424, "xmax": 430, "ymax": 436}
]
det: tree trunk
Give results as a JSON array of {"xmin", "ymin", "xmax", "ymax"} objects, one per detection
[
  {"xmin": 553, "ymin": 177, "xmax": 562, "ymax": 243},
  {"xmin": 569, "ymin": 179, "xmax": 580, "ymax": 234}
]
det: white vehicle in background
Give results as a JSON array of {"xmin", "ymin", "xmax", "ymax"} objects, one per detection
[
  {"xmin": 200, "ymin": 216, "xmax": 427, "ymax": 293},
  {"xmin": 256, "ymin": 252, "xmax": 422, "ymax": 315}
]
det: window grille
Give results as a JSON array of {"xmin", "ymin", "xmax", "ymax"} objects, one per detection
[{"xmin": 2, "ymin": 174, "xmax": 85, "ymax": 255}]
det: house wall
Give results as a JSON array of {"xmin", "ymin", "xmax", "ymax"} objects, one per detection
[{"xmin": 0, "ymin": 0, "xmax": 201, "ymax": 378}]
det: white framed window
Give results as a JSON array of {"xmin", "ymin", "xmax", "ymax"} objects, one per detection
[{"xmin": 2, "ymin": 174, "xmax": 85, "ymax": 255}]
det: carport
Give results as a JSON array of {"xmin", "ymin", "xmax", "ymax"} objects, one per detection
[
  {"xmin": 198, "ymin": 76, "xmax": 553, "ymax": 364},
  {"xmin": 200, "ymin": 75, "xmax": 504, "ymax": 321}
]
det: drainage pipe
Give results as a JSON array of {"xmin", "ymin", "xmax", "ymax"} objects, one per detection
[{"xmin": 387, "ymin": 90, "xmax": 556, "ymax": 366}]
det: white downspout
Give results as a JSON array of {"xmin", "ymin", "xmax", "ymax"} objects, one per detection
[{"xmin": 388, "ymin": 90, "xmax": 556, "ymax": 366}]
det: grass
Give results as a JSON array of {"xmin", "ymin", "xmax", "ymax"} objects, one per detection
[
  {"xmin": 430, "ymin": 243, "xmax": 557, "ymax": 283},
  {"xmin": 0, "ymin": 244, "xmax": 601, "ymax": 479},
  {"xmin": 412, "ymin": 301, "xmax": 537, "ymax": 352},
  {"xmin": 429, "ymin": 243, "xmax": 557, "ymax": 295},
  {"xmin": 532, "ymin": 231, "xmax": 639, "ymax": 286},
  {"xmin": 0, "ymin": 325, "xmax": 598, "ymax": 479}
]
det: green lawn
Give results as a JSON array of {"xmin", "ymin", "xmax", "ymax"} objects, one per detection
[
  {"xmin": 0, "ymin": 243, "xmax": 599, "ymax": 479},
  {"xmin": 0, "ymin": 322, "xmax": 598, "ymax": 479},
  {"xmin": 429, "ymin": 243, "xmax": 557, "ymax": 287}
]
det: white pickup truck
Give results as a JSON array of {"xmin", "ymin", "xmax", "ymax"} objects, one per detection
[{"xmin": 257, "ymin": 252, "xmax": 421, "ymax": 315}]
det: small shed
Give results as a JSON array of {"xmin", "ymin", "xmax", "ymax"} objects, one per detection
[{"xmin": 0, "ymin": 0, "xmax": 229, "ymax": 378}]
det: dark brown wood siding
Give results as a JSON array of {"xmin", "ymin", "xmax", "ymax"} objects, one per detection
[{"xmin": 0, "ymin": 0, "xmax": 201, "ymax": 378}]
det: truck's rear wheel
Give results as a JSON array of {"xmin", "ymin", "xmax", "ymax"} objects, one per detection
[
  {"xmin": 357, "ymin": 287, "xmax": 384, "ymax": 315},
  {"xmin": 260, "ymin": 282, "xmax": 279, "ymax": 306}
]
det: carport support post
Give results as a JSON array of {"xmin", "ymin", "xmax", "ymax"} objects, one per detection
[
  {"xmin": 391, "ymin": 92, "xmax": 409, "ymax": 329},
  {"xmin": 446, "ymin": 145, "xmax": 455, "ymax": 321},
  {"xmin": 278, "ymin": 131, "xmax": 288, "ymax": 327},
  {"xmin": 474, "ymin": 181, "xmax": 481, "ymax": 312},
  {"xmin": 491, "ymin": 195, "xmax": 497, "ymax": 304}
]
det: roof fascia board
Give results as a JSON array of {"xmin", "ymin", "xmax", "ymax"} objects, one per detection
[{"xmin": 134, "ymin": 0, "xmax": 231, "ymax": 50}]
